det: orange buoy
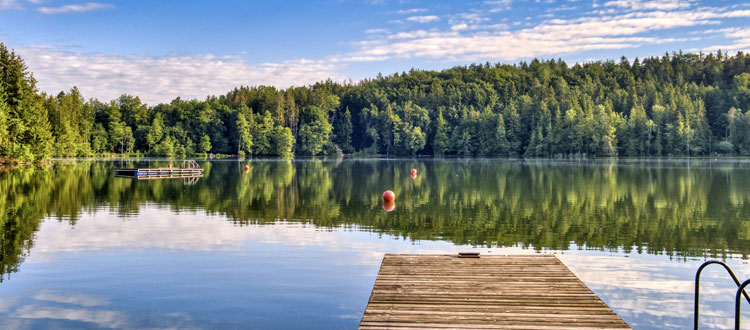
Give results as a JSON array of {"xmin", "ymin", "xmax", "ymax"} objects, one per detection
[
  {"xmin": 383, "ymin": 200, "xmax": 396, "ymax": 212},
  {"xmin": 383, "ymin": 190, "xmax": 395, "ymax": 202}
]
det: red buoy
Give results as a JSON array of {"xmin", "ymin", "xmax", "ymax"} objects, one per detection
[
  {"xmin": 411, "ymin": 168, "xmax": 417, "ymax": 176},
  {"xmin": 383, "ymin": 190, "xmax": 395, "ymax": 202},
  {"xmin": 383, "ymin": 200, "xmax": 396, "ymax": 212},
  {"xmin": 244, "ymin": 164, "xmax": 250, "ymax": 173},
  {"xmin": 168, "ymin": 163, "xmax": 173, "ymax": 168}
]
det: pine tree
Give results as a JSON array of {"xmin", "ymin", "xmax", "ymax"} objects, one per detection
[
  {"xmin": 0, "ymin": 91, "xmax": 8, "ymax": 156},
  {"xmin": 433, "ymin": 110, "xmax": 449, "ymax": 157},
  {"xmin": 334, "ymin": 107, "xmax": 353, "ymax": 153},
  {"xmin": 503, "ymin": 101, "xmax": 521, "ymax": 155},
  {"xmin": 494, "ymin": 113, "xmax": 510, "ymax": 156},
  {"xmin": 0, "ymin": 43, "xmax": 54, "ymax": 162}
]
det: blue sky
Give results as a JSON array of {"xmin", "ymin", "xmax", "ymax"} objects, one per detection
[{"xmin": 1, "ymin": 0, "xmax": 749, "ymax": 104}]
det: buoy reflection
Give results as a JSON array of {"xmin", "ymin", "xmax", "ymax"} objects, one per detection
[{"xmin": 383, "ymin": 200, "xmax": 396, "ymax": 212}]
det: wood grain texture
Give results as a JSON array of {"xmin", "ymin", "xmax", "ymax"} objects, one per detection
[{"xmin": 360, "ymin": 254, "xmax": 630, "ymax": 330}]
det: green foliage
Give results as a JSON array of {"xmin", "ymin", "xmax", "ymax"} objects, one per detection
[
  {"xmin": 146, "ymin": 113, "xmax": 165, "ymax": 151},
  {"xmin": 252, "ymin": 110, "xmax": 274, "ymax": 155},
  {"xmin": 106, "ymin": 101, "xmax": 134, "ymax": 153},
  {"xmin": 717, "ymin": 140, "xmax": 734, "ymax": 154},
  {"xmin": 432, "ymin": 110, "xmax": 449, "ymax": 157},
  {"xmin": 235, "ymin": 106, "xmax": 254, "ymax": 155},
  {"xmin": 298, "ymin": 106, "xmax": 333, "ymax": 156},
  {"xmin": 153, "ymin": 135, "xmax": 177, "ymax": 157},
  {"xmin": 4, "ymin": 41, "xmax": 750, "ymax": 161},
  {"xmin": 200, "ymin": 134, "xmax": 212, "ymax": 153},
  {"xmin": 728, "ymin": 107, "xmax": 750, "ymax": 155},
  {"xmin": 47, "ymin": 87, "xmax": 92, "ymax": 157},
  {"xmin": 271, "ymin": 126, "xmax": 295, "ymax": 158},
  {"xmin": 0, "ymin": 43, "xmax": 54, "ymax": 162},
  {"xmin": 0, "ymin": 94, "xmax": 9, "ymax": 156},
  {"xmin": 90, "ymin": 124, "xmax": 108, "ymax": 154},
  {"xmin": 333, "ymin": 107, "xmax": 353, "ymax": 153}
]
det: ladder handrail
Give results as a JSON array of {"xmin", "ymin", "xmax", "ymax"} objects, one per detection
[
  {"xmin": 737, "ymin": 279, "xmax": 750, "ymax": 330},
  {"xmin": 695, "ymin": 260, "xmax": 750, "ymax": 330}
]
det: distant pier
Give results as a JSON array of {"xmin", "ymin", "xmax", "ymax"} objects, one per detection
[
  {"xmin": 360, "ymin": 254, "xmax": 630, "ymax": 330},
  {"xmin": 114, "ymin": 167, "xmax": 204, "ymax": 180}
]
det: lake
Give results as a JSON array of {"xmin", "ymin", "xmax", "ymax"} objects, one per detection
[{"xmin": 1, "ymin": 158, "xmax": 750, "ymax": 329}]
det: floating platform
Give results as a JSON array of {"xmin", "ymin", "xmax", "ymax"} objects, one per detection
[
  {"xmin": 114, "ymin": 167, "xmax": 204, "ymax": 180},
  {"xmin": 360, "ymin": 254, "xmax": 630, "ymax": 330}
]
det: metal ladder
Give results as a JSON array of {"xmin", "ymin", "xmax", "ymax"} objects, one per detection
[
  {"xmin": 694, "ymin": 260, "xmax": 750, "ymax": 329},
  {"xmin": 182, "ymin": 159, "xmax": 200, "ymax": 169}
]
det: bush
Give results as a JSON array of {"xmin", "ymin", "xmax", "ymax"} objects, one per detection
[{"xmin": 717, "ymin": 140, "xmax": 734, "ymax": 154}]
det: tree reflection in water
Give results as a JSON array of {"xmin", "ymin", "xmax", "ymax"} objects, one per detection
[{"xmin": 2, "ymin": 158, "xmax": 750, "ymax": 282}]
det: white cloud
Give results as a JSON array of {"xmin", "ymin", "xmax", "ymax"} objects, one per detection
[
  {"xmin": 547, "ymin": 4, "xmax": 578, "ymax": 12},
  {"xmin": 405, "ymin": 15, "xmax": 440, "ymax": 23},
  {"xmin": 484, "ymin": 0, "xmax": 513, "ymax": 12},
  {"xmin": 364, "ymin": 28, "xmax": 390, "ymax": 34},
  {"xmin": 0, "ymin": 0, "xmax": 21, "ymax": 10},
  {"xmin": 693, "ymin": 27, "xmax": 750, "ymax": 53},
  {"xmin": 395, "ymin": 8, "xmax": 426, "ymax": 14},
  {"xmin": 19, "ymin": 46, "xmax": 345, "ymax": 104},
  {"xmin": 347, "ymin": 5, "xmax": 750, "ymax": 63},
  {"xmin": 13, "ymin": 0, "xmax": 750, "ymax": 104},
  {"xmin": 453, "ymin": 12, "xmax": 489, "ymax": 24},
  {"xmin": 38, "ymin": 2, "xmax": 112, "ymax": 14},
  {"xmin": 603, "ymin": 0, "xmax": 693, "ymax": 11},
  {"xmin": 451, "ymin": 23, "xmax": 468, "ymax": 31}
]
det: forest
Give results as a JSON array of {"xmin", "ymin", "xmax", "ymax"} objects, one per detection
[{"xmin": 2, "ymin": 41, "xmax": 750, "ymax": 162}]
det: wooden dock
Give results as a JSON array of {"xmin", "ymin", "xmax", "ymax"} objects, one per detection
[
  {"xmin": 360, "ymin": 254, "xmax": 630, "ymax": 330},
  {"xmin": 114, "ymin": 167, "xmax": 204, "ymax": 181}
]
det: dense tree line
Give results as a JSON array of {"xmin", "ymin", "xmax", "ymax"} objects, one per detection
[{"xmin": 3, "ymin": 42, "xmax": 750, "ymax": 162}]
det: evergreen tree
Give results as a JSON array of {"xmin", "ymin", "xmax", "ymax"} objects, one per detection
[
  {"xmin": 4, "ymin": 40, "xmax": 750, "ymax": 161},
  {"xmin": 0, "ymin": 43, "xmax": 53, "ymax": 162},
  {"xmin": 333, "ymin": 107, "xmax": 353, "ymax": 153},
  {"xmin": 433, "ymin": 110, "xmax": 450, "ymax": 157}
]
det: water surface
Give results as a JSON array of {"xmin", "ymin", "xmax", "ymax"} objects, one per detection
[{"xmin": 1, "ymin": 159, "xmax": 750, "ymax": 329}]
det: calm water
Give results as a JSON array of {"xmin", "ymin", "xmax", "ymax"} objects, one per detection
[{"xmin": 1, "ymin": 159, "xmax": 750, "ymax": 329}]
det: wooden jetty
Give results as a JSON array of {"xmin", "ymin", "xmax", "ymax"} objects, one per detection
[
  {"xmin": 360, "ymin": 254, "xmax": 630, "ymax": 330},
  {"xmin": 114, "ymin": 162, "xmax": 204, "ymax": 180}
]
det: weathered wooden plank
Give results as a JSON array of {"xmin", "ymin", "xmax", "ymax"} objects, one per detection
[
  {"xmin": 359, "ymin": 254, "xmax": 629, "ymax": 329},
  {"xmin": 361, "ymin": 322, "xmax": 624, "ymax": 330}
]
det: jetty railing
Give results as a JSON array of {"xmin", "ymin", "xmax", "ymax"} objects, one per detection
[{"xmin": 694, "ymin": 260, "xmax": 750, "ymax": 330}]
